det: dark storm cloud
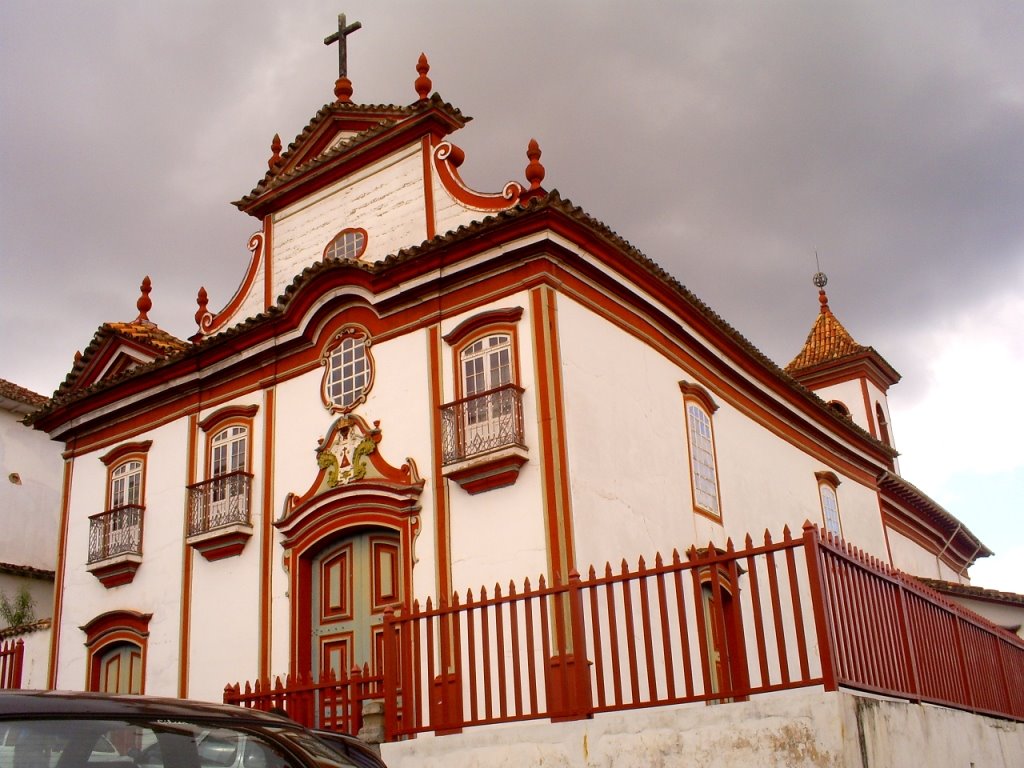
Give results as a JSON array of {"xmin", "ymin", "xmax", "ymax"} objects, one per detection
[
  {"xmin": 1, "ymin": 0, "xmax": 1023, "ymax": 589},
  {"xmin": 2, "ymin": 0, "xmax": 1022, "ymax": 400}
]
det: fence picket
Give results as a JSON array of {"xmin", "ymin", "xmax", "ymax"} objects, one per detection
[{"xmin": 223, "ymin": 525, "xmax": 1023, "ymax": 739}]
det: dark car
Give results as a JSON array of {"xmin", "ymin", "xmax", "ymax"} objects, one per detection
[{"xmin": 0, "ymin": 690, "xmax": 387, "ymax": 768}]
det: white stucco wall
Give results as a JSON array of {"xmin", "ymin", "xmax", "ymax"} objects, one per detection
[
  {"xmin": 439, "ymin": 293, "xmax": 550, "ymax": 593},
  {"xmin": 54, "ymin": 418, "xmax": 189, "ymax": 694},
  {"xmin": 381, "ymin": 688, "xmax": 1024, "ymax": 768},
  {"xmin": 0, "ymin": 407, "xmax": 61, "ymax": 571},
  {"xmin": 272, "ymin": 146, "xmax": 428, "ymax": 298},
  {"xmin": 554, "ymin": 296, "xmax": 891, "ymax": 573}
]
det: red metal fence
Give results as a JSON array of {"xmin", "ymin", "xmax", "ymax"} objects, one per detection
[
  {"xmin": 223, "ymin": 665, "xmax": 382, "ymax": 734},
  {"xmin": 225, "ymin": 523, "xmax": 1024, "ymax": 737},
  {"xmin": 0, "ymin": 639, "xmax": 24, "ymax": 689},
  {"xmin": 382, "ymin": 525, "xmax": 827, "ymax": 736},
  {"xmin": 813, "ymin": 531, "xmax": 1024, "ymax": 720}
]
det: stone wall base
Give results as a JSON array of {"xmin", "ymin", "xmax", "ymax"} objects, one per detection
[{"xmin": 380, "ymin": 688, "xmax": 1024, "ymax": 768}]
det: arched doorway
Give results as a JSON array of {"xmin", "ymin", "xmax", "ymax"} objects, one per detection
[
  {"xmin": 312, "ymin": 528, "xmax": 401, "ymax": 678},
  {"xmin": 96, "ymin": 642, "xmax": 142, "ymax": 694}
]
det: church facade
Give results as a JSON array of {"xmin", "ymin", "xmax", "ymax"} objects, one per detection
[{"xmin": 27, "ymin": 19, "xmax": 1020, "ymax": 763}]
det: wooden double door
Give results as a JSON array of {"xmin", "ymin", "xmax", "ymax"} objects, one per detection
[{"xmin": 312, "ymin": 529, "xmax": 402, "ymax": 678}]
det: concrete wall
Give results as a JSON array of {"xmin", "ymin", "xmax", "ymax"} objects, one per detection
[
  {"xmin": 381, "ymin": 688, "xmax": 1024, "ymax": 768},
  {"xmin": 0, "ymin": 407, "xmax": 61, "ymax": 571}
]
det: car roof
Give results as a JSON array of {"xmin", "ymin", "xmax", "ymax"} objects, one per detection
[{"xmin": 0, "ymin": 690, "xmax": 292, "ymax": 725}]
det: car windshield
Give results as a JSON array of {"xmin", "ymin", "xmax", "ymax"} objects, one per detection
[{"xmin": 0, "ymin": 718, "xmax": 360, "ymax": 768}]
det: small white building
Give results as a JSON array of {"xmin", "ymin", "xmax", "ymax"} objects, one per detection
[
  {"xmin": 25, "ymin": 20, "xmax": 1023, "ymax": 766},
  {"xmin": 0, "ymin": 378, "xmax": 60, "ymax": 689}
]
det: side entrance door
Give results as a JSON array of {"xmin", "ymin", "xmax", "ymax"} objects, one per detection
[{"xmin": 312, "ymin": 529, "xmax": 402, "ymax": 678}]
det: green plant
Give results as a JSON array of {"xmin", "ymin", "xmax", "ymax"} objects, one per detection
[{"xmin": 0, "ymin": 586, "xmax": 35, "ymax": 627}]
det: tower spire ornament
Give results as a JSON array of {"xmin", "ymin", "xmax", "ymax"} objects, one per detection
[
  {"xmin": 324, "ymin": 13, "xmax": 362, "ymax": 103},
  {"xmin": 812, "ymin": 252, "xmax": 830, "ymax": 313}
]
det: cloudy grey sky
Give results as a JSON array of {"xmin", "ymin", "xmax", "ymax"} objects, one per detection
[{"xmin": 2, "ymin": 1, "xmax": 1022, "ymax": 590}]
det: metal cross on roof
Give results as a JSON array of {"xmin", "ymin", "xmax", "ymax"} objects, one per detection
[{"xmin": 324, "ymin": 13, "xmax": 362, "ymax": 79}]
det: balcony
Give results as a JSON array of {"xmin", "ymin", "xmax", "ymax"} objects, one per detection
[
  {"xmin": 187, "ymin": 470, "xmax": 254, "ymax": 561},
  {"xmin": 87, "ymin": 505, "xmax": 143, "ymax": 588},
  {"xmin": 440, "ymin": 384, "xmax": 528, "ymax": 494}
]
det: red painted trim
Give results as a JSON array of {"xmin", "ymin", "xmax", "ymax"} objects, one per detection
[
  {"xmin": 193, "ymin": 534, "xmax": 251, "ymax": 561},
  {"xmin": 681, "ymin": 394, "xmax": 725, "ymax": 524},
  {"xmin": 421, "ymin": 136, "xmax": 436, "ymax": 241},
  {"xmin": 198, "ymin": 404, "xmax": 260, "ymax": 433},
  {"xmin": 178, "ymin": 413, "xmax": 198, "ymax": 698},
  {"xmin": 321, "ymin": 227, "xmax": 369, "ymax": 261},
  {"xmin": 99, "ymin": 440, "xmax": 153, "ymax": 466},
  {"xmin": 432, "ymin": 141, "xmax": 523, "ymax": 211},
  {"xmin": 861, "ymin": 379, "xmax": 876, "ymax": 439},
  {"xmin": 259, "ymin": 387, "xmax": 275, "ymax": 680},
  {"xmin": 240, "ymin": 109, "xmax": 465, "ymax": 219},
  {"xmin": 881, "ymin": 505, "xmax": 974, "ymax": 573},
  {"xmin": 443, "ymin": 307, "xmax": 525, "ymax": 347},
  {"xmin": 47, "ymin": 457, "xmax": 74, "ymax": 689},
  {"xmin": 319, "ymin": 325, "xmax": 375, "ymax": 414},
  {"xmin": 814, "ymin": 470, "xmax": 841, "ymax": 488},
  {"xmin": 87, "ymin": 558, "xmax": 142, "ymax": 588},
  {"xmin": 280, "ymin": 493, "xmax": 420, "ymax": 679},
  {"xmin": 530, "ymin": 286, "xmax": 576, "ymax": 582},
  {"xmin": 879, "ymin": 490, "xmax": 896, "ymax": 567},
  {"xmin": 49, "ymin": 250, "xmax": 890, "ymax": 489},
  {"xmin": 199, "ymin": 231, "xmax": 265, "ymax": 335},
  {"xmin": 445, "ymin": 452, "xmax": 529, "ymax": 494},
  {"xmin": 428, "ymin": 326, "xmax": 452, "ymax": 600},
  {"xmin": 263, "ymin": 215, "xmax": 274, "ymax": 311},
  {"xmin": 678, "ymin": 381, "xmax": 719, "ymax": 414},
  {"xmin": 81, "ymin": 610, "xmax": 152, "ymax": 693}
]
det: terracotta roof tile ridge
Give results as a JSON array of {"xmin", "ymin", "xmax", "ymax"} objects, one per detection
[
  {"xmin": 878, "ymin": 470, "xmax": 992, "ymax": 557},
  {"xmin": 916, "ymin": 577, "xmax": 1024, "ymax": 606},
  {"xmin": 0, "ymin": 378, "xmax": 47, "ymax": 407},
  {"xmin": 785, "ymin": 305, "xmax": 869, "ymax": 373},
  {"xmin": 0, "ymin": 618, "xmax": 52, "ymax": 640},
  {"xmin": 241, "ymin": 96, "xmax": 469, "ymax": 205},
  {"xmin": 0, "ymin": 562, "xmax": 56, "ymax": 579}
]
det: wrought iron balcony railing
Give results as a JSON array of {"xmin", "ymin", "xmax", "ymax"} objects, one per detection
[
  {"xmin": 440, "ymin": 384, "xmax": 525, "ymax": 465},
  {"xmin": 87, "ymin": 504, "xmax": 143, "ymax": 564},
  {"xmin": 187, "ymin": 470, "xmax": 253, "ymax": 537}
]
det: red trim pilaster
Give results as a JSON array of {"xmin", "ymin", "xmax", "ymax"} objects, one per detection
[
  {"xmin": 428, "ymin": 325, "xmax": 452, "ymax": 599},
  {"xmin": 47, "ymin": 456, "xmax": 74, "ymax": 689},
  {"xmin": 263, "ymin": 214, "xmax": 274, "ymax": 311},
  {"xmin": 259, "ymin": 387, "xmax": 276, "ymax": 679},
  {"xmin": 529, "ymin": 286, "xmax": 576, "ymax": 584},
  {"xmin": 421, "ymin": 136, "xmax": 436, "ymax": 241},
  {"xmin": 178, "ymin": 414, "xmax": 198, "ymax": 698}
]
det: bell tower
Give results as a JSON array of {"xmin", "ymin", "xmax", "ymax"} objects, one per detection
[{"xmin": 785, "ymin": 271, "xmax": 901, "ymax": 463}]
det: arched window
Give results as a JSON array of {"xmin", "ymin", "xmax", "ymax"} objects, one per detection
[
  {"xmin": 110, "ymin": 460, "xmax": 142, "ymax": 509},
  {"xmin": 827, "ymin": 400, "xmax": 850, "ymax": 419},
  {"xmin": 461, "ymin": 334, "xmax": 513, "ymax": 399},
  {"xmin": 875, "ymin": 402, "xmax": 891, "ymax": 446},
  {"xmin": 91, "ymin": 442, "xmax": 151, "ymax": 585},
  {"xmin": 680, "ymin": 382, "xmax": 722, "ymax": 520},
  {"xmin": 439, "ymin": 308, "xmax": 526, "ymax": 481},
  {"xmin": 190, "ymin": 405, "xmax": 258, "ymax": 553},
  {"xmin": 321, "ymin": 327, "xmax": 374, "ymax": 413},
  {"xmin": 323, "ymin": 228, "xmax": 367, "ymax": 261},
  {"xmin": 97, "ymin": 642, "xmax": 143, "ymax": 694},
  {"xmin": 816, "ymin": 471, "xmax": 842, "ymax": 538},
  {"xmin": 82, "ymin": 610, "xmax": 151, "ymax": 694}
]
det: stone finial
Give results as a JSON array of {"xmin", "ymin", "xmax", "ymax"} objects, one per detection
[
  {"xmin": 415, "ymin": 53, "xmax": 432, "ymax": 101},
  {"xmin": 334, "ymin": 77, "xmax": 354, "ymax": 103},
  {"xmin": 269, "ymin": 134, "xmax": 283, "ymax": 170},
  {"xmin": 818, "ymin": 288, "xmax": 831, "ymax": 313},
  {"xmin": 525, "ymin": 139, "xmax": 545, "ymax": 190},
  {"xmin": 135, "ymin": 276, "xmax": 153, "ymax": 324},
  {"xmin": 195, "ymin": 287, "xmax": 209, "ymax": 327}
]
